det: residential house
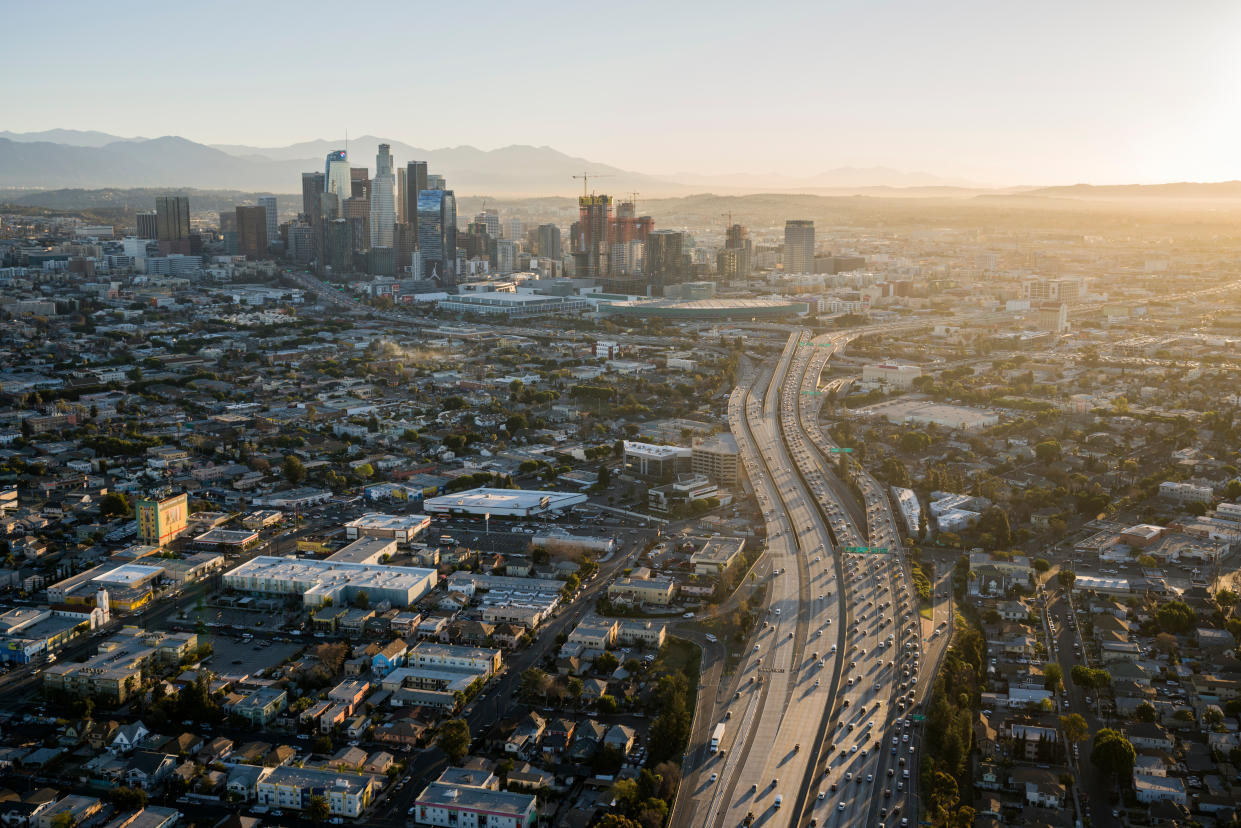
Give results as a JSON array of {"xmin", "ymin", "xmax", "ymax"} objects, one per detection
[
  {"xmin": 603, "ymin": 724, "xmax": 636, "ymax": 755},
  {"xmin": 372, "ymin": 639, "xmax": 408, "ymax": 675},
  {"xmin": 505, "ymin": 712, "xmax": 546, "ymax": 756},
  {"xmin": 123, "ymin": 751, "xmax": 177, "ymax": 790},
  {"xmin": 109, "ymin": 722, "xmax": 151, "ymax": 755}
]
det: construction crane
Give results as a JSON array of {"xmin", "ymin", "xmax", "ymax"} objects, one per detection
[{"xmin": 573, "ymin": 171, "xmax": 614, "ymax": 197}]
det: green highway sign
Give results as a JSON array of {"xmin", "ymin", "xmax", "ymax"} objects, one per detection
[
  {"xmin": 844, "ymin": 546, "xmax": 891, "ymax": 554},
  {"xmin": 828, "ymin": 447, "xmax": 853, "ymax": 453},
  {"xmin": 801, "ymin": 390, "xmax": 823, "ymax": 396},
  {"xmin": 911, "ymin": 714, "xmax": 926, "ymax": 722}
]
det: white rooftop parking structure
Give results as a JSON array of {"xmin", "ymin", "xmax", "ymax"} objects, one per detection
[
  {"xmin": 222, "ymin": 556, "xmax": 438, "ymax": 608},
  {"xmin": 422, "ymin": 487, "xmax": 587, "ymax": 517}
]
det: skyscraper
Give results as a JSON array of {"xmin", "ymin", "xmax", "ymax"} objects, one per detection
[
  {"xmin": 257, "ymin": 196, "xmax": 278, "ymax": 251},
  {"xmin": 301, "ymin": 172, "xmax": 324, "ymax": 219},
  {"xmin": 783, "ymin": 219, "xmax": 815, "ymax": 274},
  {"xmin": 155, "ymin": 196, "xmax": 190, "ymax": 241},
  {"xmin": 350, "ymin": 168, "xmax": 371, "ymax": 201},
  {"xmin": 427, "ymin": 174, "xmax": 446, "ymax": 190},
  {"xmin": 537, "ymin": 224, "xmax": 561, "ymax": 261},
  {"xmin": 417, "ymin": 189, "xmax": 457, "ymax": 283},
  {"xmin": 719, "ymin": 223, "xmax": 753, "ymax": 279},
  {"xmin": 396, "ymin": 167, "xmax": 407, "ymax": 224},
  {"xmin": 136, "ymin": 211, "xmax": 158, "ymax": 239},
  {"xmin": 476, "ymin": 209, "xmax": 500, "ymax": 239},
  {"xmin": 645, "ymin": 229, "xmax": 687, "ymax": 294},
  {"xmin": 507, "ymin": 218, "xmax": 524, "ymax": 243},
  {"xmin": 324, "ymin": 150, "xmax": 351, "ymax": 205},
  {"xmin": 575, "ymin": 194, "xmax": 612, "ymax": 279},
  {"xmin": 235, "ymin": 206, "xmax": 268, "ymax": 259},
  {"xmin": 405, "ymin": 161, "xmax": 427, "ymax": 240},
  {"xmin": 369, "ymin": 144, "xmax": 396, "ymax": 248}
]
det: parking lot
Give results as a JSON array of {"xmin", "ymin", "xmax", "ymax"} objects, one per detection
[{"xmin": 207, "ymin": 634, "xmax": 302, "ymax": 676}]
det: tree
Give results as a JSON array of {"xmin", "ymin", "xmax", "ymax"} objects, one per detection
[
  {"xmin": 110, "ymin": 787, "xmax": 148, "ymax": 811},
  {"xmin": 281, "ymin": 454, "xmax": 306, "ymax": 485},
  {"xmin": 566, "ymin": 676, "xmax": 583, "ymax": 700},
  {"xmin": 1153, "ymin": 632, "xmax": 1179, "ymax": 657},
  {"xmin": 519, "ymin": 667, "xmax": 550, "ymax": 702},
  {"xmin": 50, "ymin": 813, "xmax": 74, "ymax": 828},
  {"xmin": 979, "ymin": 507, "xmax": 1011, "ymax": 549},
  {"xmin": 98, "ymin": 492, "xmax": 132, "ymax": 520},
  {"xmin": 1057, "ymin": 569, "xmax": 1076, "ymax": 590},
  {"xmin": 1203, "ymin": 704, "xmax": 1225, "ymax": 728},
  {"xmin": 1032, "ymin": 558, "xmax": 1051, "ymax": 573},
  {"xmin": 1134, "ymin": 701, "xmax": 1158, "ymax": 722},
  {"xmin": 312, "ymin": 735, "xmax": 334, "ymax": 754},
  {"xmin": 1155, "ymin": 601, "xmax": 1196, "ymax": 634},
  {"xmin": 1060, "ymin": 713, "xmax": 1089, "ymax": 744},
  {"xmin": 597, "ymin": 465, "xmax": 611, "ymax": 488},
  {"xmin": 1034, "ymin": 439, "xmax": 1062, "ymax": 464},
  {"xmin": 1090, "ymin": 728, "xmax": 1136, "ymax": 779},
  {"xmin": 306, "ymin": 795, "xmax": 330, "ymax": 826},
  {"xmin": 595, "ymin": 816, "xmax": 641, "ymax": 828},
  {"xmin": 353, "ymin": 591, "xmax": 370, "ymax": 609},
  {"xmin": 595, "ymin": 651, "xmax": 620, "ymax": 674},
  {"xmin": 596, "ymin": 694, "xmax": 619, "ymax": 714},
  {"xmin": 437, "ymin": 718, "xmax": 471, "ymax": 764},
  {"xmin": 1044, "ymin": 663, "xmax": 1062, "ymax": 692}
]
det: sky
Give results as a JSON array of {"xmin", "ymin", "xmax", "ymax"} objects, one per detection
[{"xmin": 5, "ymin": 0, "xmax": 1241, "ymax": 186}]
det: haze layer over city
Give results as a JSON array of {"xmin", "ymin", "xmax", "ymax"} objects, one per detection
[{"xmin": 2, "ymin": 5, "xmax": 1241, "ymax": 828}]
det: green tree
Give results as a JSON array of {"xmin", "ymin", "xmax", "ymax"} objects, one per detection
[
  {"xmin": 306, "ymin": 795, "xmax": 330, "ymax": 826},
  {"xmin": 1034, "ymin": 439, "xmax": 1063, "ymax": 464},
  {"xmin": 597, "ymin": 465, "xmax": 611, "ymax": 488},
  {"xmin": 1090, "ymin": 729, "xmax": 1136, "ymax": 779},
  {"xmin": 353, "ymin": 591, "xmax": 370, "ymax": 609},
  {"xmin": 50, "ymin": 812, "xmax": 74, "ymax": 828},
  {"xmin": 1044, "ymin": 662, "xmax": 1062, "ymax": 692},
  {"xmin": 1033, "ymin": 558, "xmax": 1051, "ymax": 573},
  {"xmin": 595, "ymin": 816, "xmax": 641, "ymax": 828},
  {"xmin": 596, "ymin": 694, "xmax": 619, "ymax": 714},
  {"xmin": 437, "ymin": 718, "xmax": 471, "ymax": 764},
  {"xmin": 98, "ymin": 492, "xmax": 132, "ymax": 520},
  {"xmin": 1155, "ymin": 601, "xmax": 1196, "ymax": 634},
  {"xmin": 312, "ymin": 735, "xmax": 334, "ymax": 754},
  {"xmin": 595, "ymin": 651, "xmax": 620, "ymax": 673},
  {"xmin": 1203, "ymin": 704, "xmax": 1225, "ymax": 728},
  {"xmin": 1057, "ymin": 569, "xmax": 1076, "ymax": 590},
  {"xmin": 1060, "ymin": 713, "xmax": 1089, "ymax": 744},
  {"xmin": 355, "ymin": 462, "xmax": 375, "ymax": 480},
  {"xmin": 519, "ymin": 667, "xmax": 550, "ymax": 702},
  {"xmin": 282, "ymin": 454, "xmax": 306, "ymax": 485},
  {"xmin": 110, "ymin": 787, "xmax": 148, "ymax": 811}
]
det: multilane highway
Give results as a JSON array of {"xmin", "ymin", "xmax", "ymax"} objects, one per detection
[{"xmin": 679, "ymin": 327, "xmax": 924, "ymax": 828}]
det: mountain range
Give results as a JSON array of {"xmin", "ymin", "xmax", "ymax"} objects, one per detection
[{"xmin": 0, "ymin": 131, "xmax": 994, "ymax": 196}]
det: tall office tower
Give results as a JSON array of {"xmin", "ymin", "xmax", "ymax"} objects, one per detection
[
  {"xmin": 474, "ymin": 209, "xmax": 501, "ymax": 239},
  {"xmin": 235, "ymin": 206, "xmax": 269, "ymax": 259},
  {"xmin": 645, "ymin": 229, "xmax": 686, "ymax": 294},
  {"xmin": 463, "ymin": 221, "xmax": 491, "ymax": 260},
  {"xmin": 301, "ymin": 172, "xmax": 324, "ymax": 218},
  {"xmin": 405, "ymin": 161, "xmax": 427, "ymax": 239},
  {"xmin": 256, "ymin": 196, "xmax": 278, "ymax": 246},
  {"xmin": 575, "ymin": 194, "xmax": 612, "ymax": 279},
  {"xmin": 323, "ymin": 219, "xmax": 353, "ymax": 273},
  {"xmin": 218, "ymin": 211, "xmax": 238, "ymax": 233},
  {"xmin": 288, "ymin": 224, "xmax": 315, "ymax": 265},
  {"xmin": 343, "ymin": 197, "xmax": 370, "ymax": 252},
  {"xmin": 426, "ymin": 174, "xmax": 446, "ymax": 190},
  {"xmin": 537, "ymin": 224, "xmax": 561, "ymax": 261},
  {"xmin": 783, "ymin": 219, "xmax": 815, "ymax": 274},
  {"xmin": 417, "ymin": 189, "xmax": 457, "ymax": 283},
  {"xmin": 324, "ymin": 150, "xmax": 351, "ymax": 205},
  {"xmin": 135, "ymin": 211, "xmax": 158, "ymax": 239},
  {"xmin": 396, "ymin": 167, "xmax": 407, "ymax": 224},
  {"xmin": 350, "ymin": 168, "xmax": 371, "ymax": 201},
  {"xmin": 369, "ymin": 144, "xmax": 396, "ymax": 248},
  {"xmin": 394, "ymin": 222, "xmax": 418, "ymax": 271},
  {"xmin": 495, "ymin": 240, "xmax": 518, "ymax": 274},
  {"xmin": 507, "ymin": 218, "xmax": 524, "ymax": 243},
  {"xmin": 155, "ymin": 196, "xmax": 191, "ymax": 254}
]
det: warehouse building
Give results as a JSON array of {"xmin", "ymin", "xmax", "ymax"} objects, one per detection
[
  {"xmin": 422, "ymin": 488, "xmax": 586, "ymax": 517},
  {"xmin": 222, "ymin": 556, "xmax": 438, "ymax": 608},
  {"xmin": 326, "ymin": 537, "xmax": 398, "ymax": 565}
]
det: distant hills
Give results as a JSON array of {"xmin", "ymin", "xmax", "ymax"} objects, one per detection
[
  {"xmin": 0, "ymin": 131, "xmax": 998, "ymax": 196},
  {"xmin": 2, "ymin": 131, "xmax": 1241, "ymax": 199}
]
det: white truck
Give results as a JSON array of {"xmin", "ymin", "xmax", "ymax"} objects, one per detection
[{"xmin": 710, "ymin": 722, "xmax": 726, "ymax": 753}]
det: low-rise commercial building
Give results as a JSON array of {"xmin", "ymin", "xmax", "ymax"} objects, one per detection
[
  {"xmin": 690, "ymin": 537, "xmax": 745, "ymax": 576},
  {"xmin": 413, "ymin": 782, "xmax": 537, "ymax": 828},
  {"xmin": 344, "ymin": 513, "xmax": 431, "ymax": 544},
  {"xmin": 326, "ymin": 537, "xmax": 397, "ymax": 565},
  {"xmin": 623, "ymin": 441, "xmax": 692, "ymax": 482},
  {"xmin": 423, "ymin": 488, "xmax": 587, "ymax": 517},
  {"xmin": 222, "ymin": 556, "xmax": 438, "ymax": 608},
  {"xmin": 608, "ymin": 569, "xmax": 676, "ymax": 606}
]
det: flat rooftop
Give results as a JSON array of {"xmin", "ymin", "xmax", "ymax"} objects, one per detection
[
  {"xmin": 93, "ymin": 563, "xmax": 164, "ymax": 586},
  {"xmin": 415, "ymin": 782, "xmax": 535, "ymax": 816},
  {"xmin": 423, "ymin": 487, "xmax": 586, "ymax": 514},
  {"xmin": 327, "ymin": 536, "xmax": 397, "ymax": 564},
  {"xmin": 345, "ymin": 513, "xmax": 432, "ymax": 531},
  {"xmin": 624, "ymin": 441, "xmax": 691, "ymax": 459}
]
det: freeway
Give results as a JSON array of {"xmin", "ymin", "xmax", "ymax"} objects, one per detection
[{"xmin": 678, "ymin": 324, "xmax": 941, "ymax": 828}]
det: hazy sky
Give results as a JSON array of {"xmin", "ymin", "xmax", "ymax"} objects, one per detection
[{"xmin": 6, "ymin": 0, "xmax": 1241, "ymax": 185}]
